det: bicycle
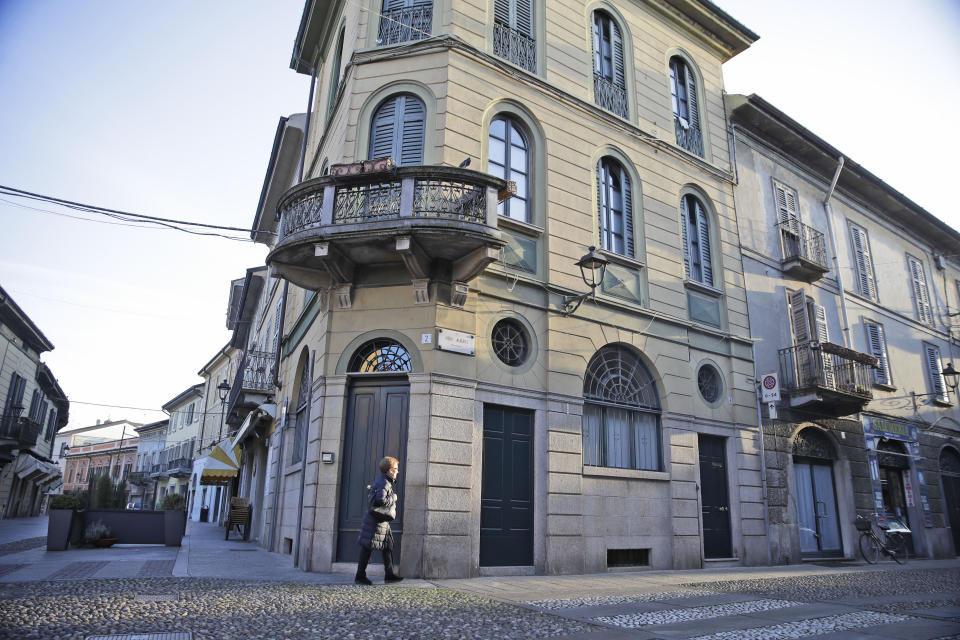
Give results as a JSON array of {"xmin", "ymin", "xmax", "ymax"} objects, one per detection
[{"xmin": 855, "ymin": 514, "xmax": 908, "ymax": 564}]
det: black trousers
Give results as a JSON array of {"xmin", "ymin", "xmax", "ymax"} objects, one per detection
[{"xmin": 356, "ymin": 544, "xmax": 398, "ymax": 578}]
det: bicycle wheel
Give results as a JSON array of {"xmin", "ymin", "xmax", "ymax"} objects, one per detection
[
  {"xmin": 885, "ymin": 532, "xmax": 907, "ymax": 564},
  {"xmin": 859, "ymin": 532, "xmax": 880, "ymax": 563}
]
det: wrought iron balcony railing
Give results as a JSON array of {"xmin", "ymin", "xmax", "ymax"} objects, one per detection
[
  {"xmin": 493, "ymin": 23, "xmax": 536, "ymax": 73},
  {"xmin": 126, "ymin": 471, "xmax": 146, "ymax": 485},
  {"xmin": 0, "ymin": 416, "xmax": 40, "ymax": 448},
  {"xmin": 166, "ymin": 457, "xmax": 193, "ymax": 475},
  {"xmin": 778, "ymin": 218, "xmax": 828, "ymax": 276},
  {"xmin": 279, "ymin": 167, "xmax": 495, "ymax": 241},
  {"xmin": 594, "ymin": 73, "xmax": 628, "ymax": 119},
  {"xmin": 377, "ymin": 5, "xmax": 432, "ymax": 46},
  {"xmin": 674, "ymin": 116, "xmax": 704, "ymax": 157},
  {"xmin": 779, "ymin": 342, "xmax": 876, "ymax": 402}
]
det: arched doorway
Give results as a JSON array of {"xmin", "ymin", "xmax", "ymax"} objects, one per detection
[
  {"xmin": 792, "ymin": 427, "xmax": 842, "ymax": 557},
  {"xmin": 335, "ymin": 339, "xmax": 412, "ymax": 562},
  {"xmin": 940, "ymin": 447, "xmax": 960, "ymax": 555}
]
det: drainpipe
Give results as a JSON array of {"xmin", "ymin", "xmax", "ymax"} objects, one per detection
[
  {"xmin": 753, "ymin": 343, "xmax": 774, "ymax": 566},
  {"xmin": 292, "ymin": 352, "xmax": 313, "ymax": 569},
  {"xmin": 821, "ymin": 157, "xmax": 850, "ymax": 348}
]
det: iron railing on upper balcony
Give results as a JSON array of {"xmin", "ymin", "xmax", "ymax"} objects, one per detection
[
  {"xmin": 778, "ymin": 342, "xmax": 875, "ymax": 400},
  {"xmin": 674, "ymin": 116, "xmax": 703, "ymax": 157},
  {"xmin": 493, "ymin": 23, "xmax": 536, "ymax": 73},
  {"xmin": 0, "ymin": 415, "xmax": 40, "ymax": 448},
  {"xmin": 778, "ymin": 218, "xmax": 828, "ymax": 270},
  {"xmin": 594, "ymin": 73, "xmax": 628, "ymax": 119},
  {"xmin": 377, "ymin": 5, "xmax": 432, "ymax": 46},
  {"xmin": 166, "ymin": 458, "xmax": 193, "ymax": 475},
  {"xmin": 278, "ymin": 167, "xmax": 498, "ymax": 241},
  {"xmin": 227, "ymin": 349, "xmax": 276, "ymax": 415}
]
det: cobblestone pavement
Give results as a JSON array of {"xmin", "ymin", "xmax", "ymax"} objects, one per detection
[{"xmin": 0, "ymin": 565, "xmax": 958, "ymax": 640}]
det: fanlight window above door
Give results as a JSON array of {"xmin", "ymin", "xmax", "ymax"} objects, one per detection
[{"xmin": 348, "ymin": 339, "xmax": 413, "ymax": 373}]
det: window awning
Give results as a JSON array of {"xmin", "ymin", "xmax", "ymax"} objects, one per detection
[
  {"xmin": 231, "ymin": 403, "xmax": 276, "ymax": 449},
  {"xmin": 192, "ymin": 438, "xmax": 241, "ymax": 486}
]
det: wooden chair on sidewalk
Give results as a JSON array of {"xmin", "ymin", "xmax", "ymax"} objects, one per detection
[{"xmin": 225, "ymin": 497, "xmax": 251, "ymax": 541}]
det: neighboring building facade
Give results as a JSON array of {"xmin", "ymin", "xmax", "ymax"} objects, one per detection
[
  {"xmin": 728, "ymin": 94, "xmax": 960, "ymax": 561},
  {"xmin": 242, "ymin": 0, "xmax": 765, "ymax": 578},
  {"xmin": 130, "ymin": 419, "xmax": 168, "ymax": 509},
  {"xmin": 153, "ymin": 386, "xmax": 202, "ymax": 502},
  {"xmin": 53, "ymin": 419, "xmax": 142, "ymax": 474},
  {"xmin": 0, "ymin": 285, "xmax": 69, "ymax": 517},
  {"xmin": 61, "ymin": 436, "xmax": 140, "ymax": 500}
]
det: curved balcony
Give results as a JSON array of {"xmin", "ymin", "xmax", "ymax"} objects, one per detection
[{"xmin": 267, "ymin": 163, "xmax": 510, "ymax": 307}]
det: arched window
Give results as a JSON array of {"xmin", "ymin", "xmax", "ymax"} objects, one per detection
[
  {"xmin": 597, "ymin": 158, "xmax": 634, "ymax": 258},
  {"xmin": 326, "ymin": 27, "xmax": 345, "ymax": 119},
  {"xmin": 681, "ymin": 193, "xmax": 712, "ymax": 286},
  {"xmin": 488, "ymin": 116, "xmax": 530, "ymax": 222},
  {"xmin": 669, "ymin": 56, "xmax": 703, "ymax": 156},
  {"xmin": 591, "ymin": 11, "xmax": 627, "ymax": 118},
  {"xmin": 582, "ymin": 344, "xmax": 661, "ymax": 470},
  {"xmin": 348, "ymin": 338, "xmax": 412, "ymax": 373},
  {"xmin": 291, "ymin": 354, "xmax": 311, "ymax": 464},
  {"xmin": 378, "ymin": 0, "xmax": 433, "ymax": 46},
  {"xmin": 369, "ymin": 93, "xmax": 426, "ymax": 166}
]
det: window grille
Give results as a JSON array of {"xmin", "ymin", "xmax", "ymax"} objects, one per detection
[{"xmin": 348, "ymin": 339, "xmax": 412, "ymax": 373}]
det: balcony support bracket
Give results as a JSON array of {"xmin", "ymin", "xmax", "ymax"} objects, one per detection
[
  {"xmin": 396, "ymin": 235, "xmax": 431, "ymax": 279},
  {"xmin": 452, "ymin": 244, "xmax": 501, "ymax": 283},
  {"xmin": 315, "ymin": 242, "xmax": 355, "ymax": 285},
  {"xmin": 450, "ymin": 282, "xmax": 469, "ymax": 308},
  {"xmin": 412, "ymin": 278, "xmax": 430, "ymax": 304},
  {"xmin": 336, "ymin": 283, "xmax": 353, "ymax": 309}
]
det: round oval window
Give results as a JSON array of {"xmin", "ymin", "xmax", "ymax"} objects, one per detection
[
  {"xmin": 491, "ymin": 318, "xmax": 529, "ymax": 367},
  {"xmin": 697, "ymin": 365, "xmax": 722, "ymax": 404}
]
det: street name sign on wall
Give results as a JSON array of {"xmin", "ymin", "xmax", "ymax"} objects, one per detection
[{"xmin": 437, "ymin": 328, "xmax": 475, "ymax": 355}]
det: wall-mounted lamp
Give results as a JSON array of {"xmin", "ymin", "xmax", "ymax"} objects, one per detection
[
  {"xmin": 942, "ymin": 362, "xmax": 960, "ymax": 392},
  {"xmin": 562, "ymin": 246, "xmax": 609, "ymax": 315}
]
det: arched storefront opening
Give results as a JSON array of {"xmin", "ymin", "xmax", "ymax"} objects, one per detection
[
  {"xmin": 336, "ymin": 338, "xmax": 411, "ymax": 563},
  {"xmin": 792, "ymin": 427, "xmax": 842, "ymax": 557}
]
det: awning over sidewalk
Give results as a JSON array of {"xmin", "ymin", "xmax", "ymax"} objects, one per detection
[
  {"xmin": 193, "ymin": 438, "xmax": 241, "ymax": 486},
  {"xmin": 13, "ymin": 454, "xmax": 60, "ymax": 485},
  {"xmin": 231, "ymin": 403, "xmax": 276, "ymax": 448}
]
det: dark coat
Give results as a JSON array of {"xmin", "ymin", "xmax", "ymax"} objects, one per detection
[{"xmin": 357, "ymin": 472, "xmax": 398, "ymax": 550}]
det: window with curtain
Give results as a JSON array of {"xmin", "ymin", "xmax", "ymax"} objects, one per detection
[
  {"xmin": 582, "ymin": 345, "xmax": 661, "ymax": 471},
  {"xmin": 681, "ymin": 193, "xmax": 712, "ymax": 286},
  {"xmin": 493, "ymin": 0, "xmax": 536, "ymax": 72},
  {"xmin": 669, "ymin": 56, "xmax": 703, "ymax": 156},
  {"xmin": 488, "ymin": 116, "xmax": 530, "ymax": 222},
  {"xmin": 378, "ymin": 0, "xmax": 433, "ymax": 46},
  {"xmin": 596, "ymin": 158, "xmax": 633, "ymax": 258},
  {"xmin": 369, "ymin": 93, "xmax": 426, "ymax": 166},
  {"xmin": 591, "ymin": 11, "xmax": 627, "ymax": 118}
]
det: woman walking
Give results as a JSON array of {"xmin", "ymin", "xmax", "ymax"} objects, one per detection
[{"xmin": 355, "ymin": 455, "xmax": 403, "ymax": 585}]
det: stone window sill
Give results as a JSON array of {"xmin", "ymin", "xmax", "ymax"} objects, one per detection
[{"xmin": 583, "ymin": 466, "xmax": 669, "ymax": 481}]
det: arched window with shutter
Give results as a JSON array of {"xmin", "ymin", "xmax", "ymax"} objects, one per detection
[
  {"xmin": 591, "ymin": 11, "xmax": 628, "ymax": 119},
  {"xmin": 368, "ymin": 93, "xmax": 426, "ymax": 166},
  {"xmin": 669, "ymin": 56, "xmax": 703, "ymax": 157},
  {"xmin": 493, "ymin": 0, "xmax": 536, "ymax": 72},
  {"xmin": 681, "ymin": 193, "xmax": 712, "ymax": 286},
  {"xmin": 596, "ymin": 158, "xmax": 633, "ymax": 258}
]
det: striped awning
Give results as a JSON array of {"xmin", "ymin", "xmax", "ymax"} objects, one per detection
[{"xmin": 194, "ymin": 438, "xmax": 241, "ymax": 486}]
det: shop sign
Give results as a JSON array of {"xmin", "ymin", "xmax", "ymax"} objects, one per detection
[
  {"xmin": 903, "ymin": 471, "xmax": 915, "ymax": 508},
  {"xmin": 863, "ymin": 416, "xmax": 917, "ymax": 441}
]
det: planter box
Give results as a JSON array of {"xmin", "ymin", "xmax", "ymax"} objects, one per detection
[
  {"xmin": 164, "ymin": 510, "xmax": 187, "ymax": 546},
  {"xmin": 46, "ymin": 509, "xmax": 75, "ymax": 551}
]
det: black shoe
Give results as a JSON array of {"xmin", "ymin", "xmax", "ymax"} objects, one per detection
[
  {"xmin": 354, "ymin": 575, "xmax": 373, "ymax": 586},
  {"xmin": 384, "ymin": 574, "xmax": 403, "ymax": 583}
]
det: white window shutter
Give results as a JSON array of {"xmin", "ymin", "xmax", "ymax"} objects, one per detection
[
  {"xmin": 865, "ymin": 323, "xmax": 890, "ymax": 385},
  {"xmin": 790, "ymin": 290, "xmax": 810, "ymax": 344},
  {"xmin": 493, "ymin": 0, "xmax": 510, "ymax": 25},
  {"xmin": 909, "ymin": 257, "xmax": 932, "ymax": 325},
  {"xmin": 815, "ymin": 304, "xmax": 835, "ymax": 388},
  {"xmin": 516, "ymin": 0, "xmax": 534, "ymax": 37},
  {"xmin": 849, "ymin": 224, "xmax": 875, "ymax": 299},
  {"xmin": 926, "ymin": 344, "xmax": 948, "ymax": 402}
]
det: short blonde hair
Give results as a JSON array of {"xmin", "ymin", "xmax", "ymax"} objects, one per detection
[{"xmin": 378, "ymin": 456, "xmax": 399, "ymax": 473}]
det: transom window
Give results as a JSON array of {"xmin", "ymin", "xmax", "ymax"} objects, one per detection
[
  {"xmin": 582, "ymin": 345, "xmax": 661, "ymax": 471},
  {"xmin": 348, "ymin": 339, "xmax": 413, "ymax": 373},
  {"xmin": 596, "ymin": 158, "xmax": 634, "ymax": 258},
  {"xmin": 681, "ymin": 193, "xmax": 712, "ymax": 286},
  {"xmin": 488, "ymin": 116, "xmax": 530, "ymax": 222}
]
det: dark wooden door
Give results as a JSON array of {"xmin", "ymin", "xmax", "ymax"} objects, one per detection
[
  {"xmin": 336, "ymin": 379, "xmax": 409, "ymax": 562},
  {"xmin": 943, "ymin": 473, "xmax": 960, "ymax": 555},
  {"xmin": 699, "ymin": 434, "xmax": 732, "ymax": 559},
  {"xmin": 480, "ymin": 404, "xmax": 533, "ymax": 566}
]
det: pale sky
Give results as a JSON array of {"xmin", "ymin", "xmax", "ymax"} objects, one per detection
[{"xmin": 1, "ymin": 1, "xmax": 958, "ymax": 430}]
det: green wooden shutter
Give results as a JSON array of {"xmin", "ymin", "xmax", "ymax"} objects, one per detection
[
  {"xmin": 369, "ymin": 96, "xmax": 398, "ymax": 159},
  {"xmin": 398, "ymin": 95, "xmax": 425, "ymax": 166},
  {"xmin": 696, "ymin": 198, "xmax": 712, "ymax": 285}
]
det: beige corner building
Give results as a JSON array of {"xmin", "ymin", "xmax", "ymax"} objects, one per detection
[{"xmin": 242, "ymin": 0, "xmax": 766, "ymax": 578}]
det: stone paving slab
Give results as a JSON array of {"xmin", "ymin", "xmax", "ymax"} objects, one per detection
[
  {"xmin": 735, "ymin": 601, "xmax": 863, "ymax": 622},
  {"xmin": 46, "ymin": 560, "xmax": 108, "ymax": 580},
  {"xmin": 864, "ymin": 620, "xmax": 960, "ymax": 638}
]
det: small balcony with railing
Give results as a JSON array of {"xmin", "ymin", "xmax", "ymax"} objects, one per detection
[
  {"xmin": 0, "ymin": 412, "xmax": 40, "ymax": 460},
  {"xmin": 126, "ymin": 471, "xmax": 147, "ymax": 485},
  {"xmin": 778, "ymin": 342, "xmax": 876, "ymax": 417},
  {"xmin": 494, "ymin": 23, "xmax": 536, "ymax": 73},
  {"xmin": 594, "ymin": 74, "xmax": 628, "ymax": 119},
  {"xmin": 377, "ymin": 4, "xmax": 432, "ymax": 46},
  {"xmin": 150, "ymin": 463, "xmax": 168, "ymax": 479},
  {"xmin": 165, "ymin": 457, "xmax": 193, "ymax": 478},
  {"xmin": 674, "ymin": 116, "xmax": 703, "ymax": 157},
  {"xmin": 226, "ymin": 349, "xmax": 276, "ymax": 428},
  {"xmin": 778, "ymin": 219, "xmax": 829, "ymax": 281},
  {"xmin": 267, "ymin": 161, "xmax": 511, "ymax": 308}
]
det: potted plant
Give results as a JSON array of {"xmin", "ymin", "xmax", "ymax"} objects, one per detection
[
  {"xmin": 47, "ymin": 493, "xmax": 84, "ymax": 551},
  {"xmin": 83, "ymin": 520, "xmax": 117, "ymax": 548}
]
